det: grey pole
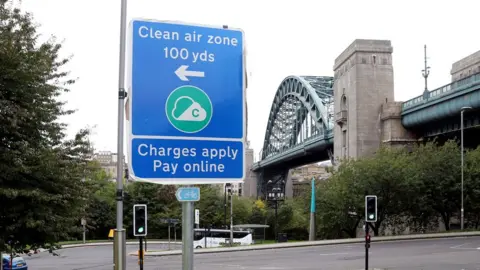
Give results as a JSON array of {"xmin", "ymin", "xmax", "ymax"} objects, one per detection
[
  {"xmin": 224, "ymin": 184, "xmax": 227, "ymax": 228},
  {"xmin": 230, "ymin": 192, "xmax": 234, "ymax": 246},
  {"xmin": 461, "ymin": 109, "xmax": 464, "ymax": 230},
  {"xmin": 460, "ymin": 106, "xmax": 472, "ymax": 231},
  {"xmin": 182, "ymin": 202, "xmax": 194, "ymax": 270},
  {"xmin": 114, "ymin": 0, "xmax": 127, "ymax": 269},
  {"xmin": 168, "ymin": 224, "xmax": 171, "ymax": 250},
  {"xmin": 82, "ymin": 224, "xmax": 86, "ymax": 244}
]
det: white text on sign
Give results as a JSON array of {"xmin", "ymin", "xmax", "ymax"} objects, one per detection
[
  {"xmin": 137, "ymin": 144, "xmax": 239, "ymax": 175},
  {"xmin": 137, "ymin": 26, "xmax": 239, "ymax": 64}
]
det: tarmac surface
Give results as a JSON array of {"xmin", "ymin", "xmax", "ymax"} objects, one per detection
[{"xmin": 25, "ymin": 237, "xmax": 480, "ymax": 269}]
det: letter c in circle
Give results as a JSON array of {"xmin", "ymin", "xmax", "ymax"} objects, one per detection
[{"xmin": 192, "ymin": 108, "xmax": 199, "ymax": 117}]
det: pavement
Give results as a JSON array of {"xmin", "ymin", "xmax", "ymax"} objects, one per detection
[
  {"xmin": 60, "ymin": 240, "xmax": 181, "ymax": 249},
  {"xmin": 24, "ymin": 236, "xmax": 480, "ymax": 269}
]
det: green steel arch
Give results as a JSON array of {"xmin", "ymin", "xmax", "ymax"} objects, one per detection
[{"xmin": 261, "ymin": 76, "xmax": 334, "ymax": 160}]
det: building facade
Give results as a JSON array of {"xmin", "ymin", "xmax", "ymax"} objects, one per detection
[
  {"xmin": 92, "ymin": 151, "xmax": 126, "ymax": 181},
  {"xmin": 289, "ymin": 163, "xmax": 331, "ymax": 198},
  {"xmin": 221, "ymin": 141, "xmax": 256, "ymax": 197}
]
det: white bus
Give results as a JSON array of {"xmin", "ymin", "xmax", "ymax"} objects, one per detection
[{"xmin": 193, "ymin": 228, "xmax": 253, "ymax": 248}]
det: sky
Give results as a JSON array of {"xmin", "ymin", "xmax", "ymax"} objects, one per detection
[{"xmin": 18, "ymin": 0, "xmax": 480, "ymax": 161}]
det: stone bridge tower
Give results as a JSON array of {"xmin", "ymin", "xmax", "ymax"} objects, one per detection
[{"xmin": 333, "ymin": 39, "xmax": 395, "ymax": 160}]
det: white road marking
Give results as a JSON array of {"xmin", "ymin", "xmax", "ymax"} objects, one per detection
[
  {"xmin": 450, "ymin": 242, "xmax": 480, "ymax": 250},
  {"xmin": 317, "ymin": 252, "xmax": 350, "ymax": 256},
  {"xmin": 450, "ymin": 243, "xmax": 470, "ymax": 249}
]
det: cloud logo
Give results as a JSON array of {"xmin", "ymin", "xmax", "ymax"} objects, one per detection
[{"xmin": 172, "ymin": 96, "xmax": 207, "ymax": 122}]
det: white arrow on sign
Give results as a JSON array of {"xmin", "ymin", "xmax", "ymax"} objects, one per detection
[{"xmin": 175, "ymin": 65, "xmax": 205, "ymax": 81}]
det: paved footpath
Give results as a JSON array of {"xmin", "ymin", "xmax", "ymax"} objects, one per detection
[{"xmin": 25, "ymin": 236, "xmax": 480, "ymax": 269}]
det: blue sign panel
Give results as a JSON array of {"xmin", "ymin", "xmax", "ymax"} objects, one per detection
[
  {"xmin": 127, "ymin": 19, "xmax": 245, "ymax": 185},
  {"xmin": 176, "ymin": 187, "xmax": 201, "ymax": 202}
]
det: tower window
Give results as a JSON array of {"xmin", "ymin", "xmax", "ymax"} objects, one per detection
[
  {"xmin": 372, "ymin": 55, "xmax": 376, "ymax": 65},
  {"xmin": 341, "ymin": 95, "xmax": 347, "ymax": 110}
]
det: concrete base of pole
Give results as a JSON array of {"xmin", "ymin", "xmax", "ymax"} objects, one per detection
[
  {"xmin": 113, "ymin": 229, "xmax": 126, "ymax": 270},
  {"xmin": 309, "ymin": 212, "xmax": 316, "ymax": 241}
]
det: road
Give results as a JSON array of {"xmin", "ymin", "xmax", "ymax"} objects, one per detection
[{"xmin": 25, "ymin": 237, "xmax": 480, "ymax": 269}]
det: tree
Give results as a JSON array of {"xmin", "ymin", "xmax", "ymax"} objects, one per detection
[
  {"xmin": 277, "ymin": 198, "xmax": 309, "ymax": 240},
  {"xmin": 356, "ymin": 147, "xmax": 413, "ymax": 235},
  {"xmin": 0, "ymin": 1, "xmax": 91, "ymax": 250},
  {"xmin": 464, "ymin": 146, "xmax": 480, "ymax": 229},
  {"xmin": 249, "ymin": 199, "xmax": 267, "ymax": 224},
  {"xmin": 408, "ymin": 141, "xmax": 461, "ymax": 230},
  {"xmin": 83, "ymin": 161, "xmax": 116, "ymax": 240},
  {"xmin": 317, "ymin": 147, "xmax": 414, "ymax": 237},
  {"xmin": 195, "ymin": 185, "xmax": 224, "ymax": 228},
  {"xmin": 316, "ymin": 161, "xmax": 364, "ymax": 239},
  {"xmin": 231, "ymin": 196, "xmax": 253, "ymax": 225},
  {"xmin": 123, "ymin": 182, "xmax": 179, "ymax": 239}
]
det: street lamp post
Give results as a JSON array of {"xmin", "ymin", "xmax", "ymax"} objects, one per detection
[
  {"xmin": 266, "ymin": 180, "xmax": 285, "ymax": 242},
  {"xmin": 460, "ymin": 106, "xmax": 472, "ymax": 230},
  {"xmin": 230, "ymin": 189, "xmax": 234, "ymax": 246},
  {"xmin": 224, "ymin": 183, "xmax": 231, "ymax": 228}
]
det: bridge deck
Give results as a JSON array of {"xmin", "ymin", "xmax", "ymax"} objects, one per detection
[{"xmin": 401, "ymin": 72, "xmax": 480, "ymax": 128}]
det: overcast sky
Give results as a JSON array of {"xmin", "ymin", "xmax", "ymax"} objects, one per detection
[{"xmin": 19, "ymin": 0, "xmax": 480, "ymax": 160}]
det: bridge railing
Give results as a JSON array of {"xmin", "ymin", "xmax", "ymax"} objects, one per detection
[{"xmin": 402, "ymin": 72, "xmax": 480, "ymax": 111}]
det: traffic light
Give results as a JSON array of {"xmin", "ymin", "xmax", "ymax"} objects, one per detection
[
  {"xmin": 133, "ymin": 204, "xmax": 147, "ymax": 237},
  {"xmin": 365, "ymin": 195, "xmax": 377, "ymax": 222}
]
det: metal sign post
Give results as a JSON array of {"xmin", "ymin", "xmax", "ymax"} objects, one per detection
[
  {"xmin": 174, "ymin": 224, "xmax": 177, "ymax": 244},
  {"xmin": 181, "ymin": 202, "xmax": 194, "ymax": 270},
  {"xmin": 114, "ymin": 0, "xmax": 128, "ymax": 269},
  {"xmin": 168, "ymin": 223, "xmax": 171, "ymax": 250},
  {"xmin": 160, "ymin": 218, "xmax": 179, "ymax": 250},
  {"xmin": 81, "ymin": 218, "xmax": 87, "ymax": 244},
  {"xmin": 177, "ymin": 187, "xmax": 200, "ymax": 270}
]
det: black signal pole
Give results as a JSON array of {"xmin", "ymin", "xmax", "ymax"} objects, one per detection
[
  {"xmin": 365, "ymin": 222, "xmax": 370, "ymax": 270},
  {"xmin": 139, "ymin": 237, "xmax": 144, "ymax": 270}
]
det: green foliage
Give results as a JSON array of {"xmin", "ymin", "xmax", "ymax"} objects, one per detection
[
  {"xmin": 72, "ymin": 139, "xmax": 480, "ymax": 243},
  {"xmin": 316, "ymin": 165, "xmax": 363, "ymax": 239},
  {"xmin": 0, "ymin": 2, "xmax": 93, "ymax": 251},
  {"xmin": 407, "ymin": 141, "xmax": 461, "ymax": 230},
  {"xmin": 464, "ymin": 146, "xmax": 480, "ymax": 228},
  {"xmin": 316, "ymin": 140, "xmax": 480, "ymax": 239},
  {"xmin": 195, "ymin": 185, "xmax": 224, "ymax": 227},
  {"xmin": 82, "ymin": 161, "xmax": 116, "ymax": 240},
  {"xmin": 123, "ymin": 183, "xmax": 178, "ymax": 239},
  {"xmin": 250, "ymin": 199, "xmax": 267, "ymax": 224}
]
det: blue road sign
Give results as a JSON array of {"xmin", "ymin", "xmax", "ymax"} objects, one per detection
[
  {"xmin": 127, "ymin": 19, "xmax": 246, "ymax": 185},
  {"xmin": 176, "ymin": 187, "xmax": 201, "ymax": 202}
]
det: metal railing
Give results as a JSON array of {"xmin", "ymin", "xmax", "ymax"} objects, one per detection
[{"xmin": 402, "ymin": 72, "xmax": 480, "ymax": 110}]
